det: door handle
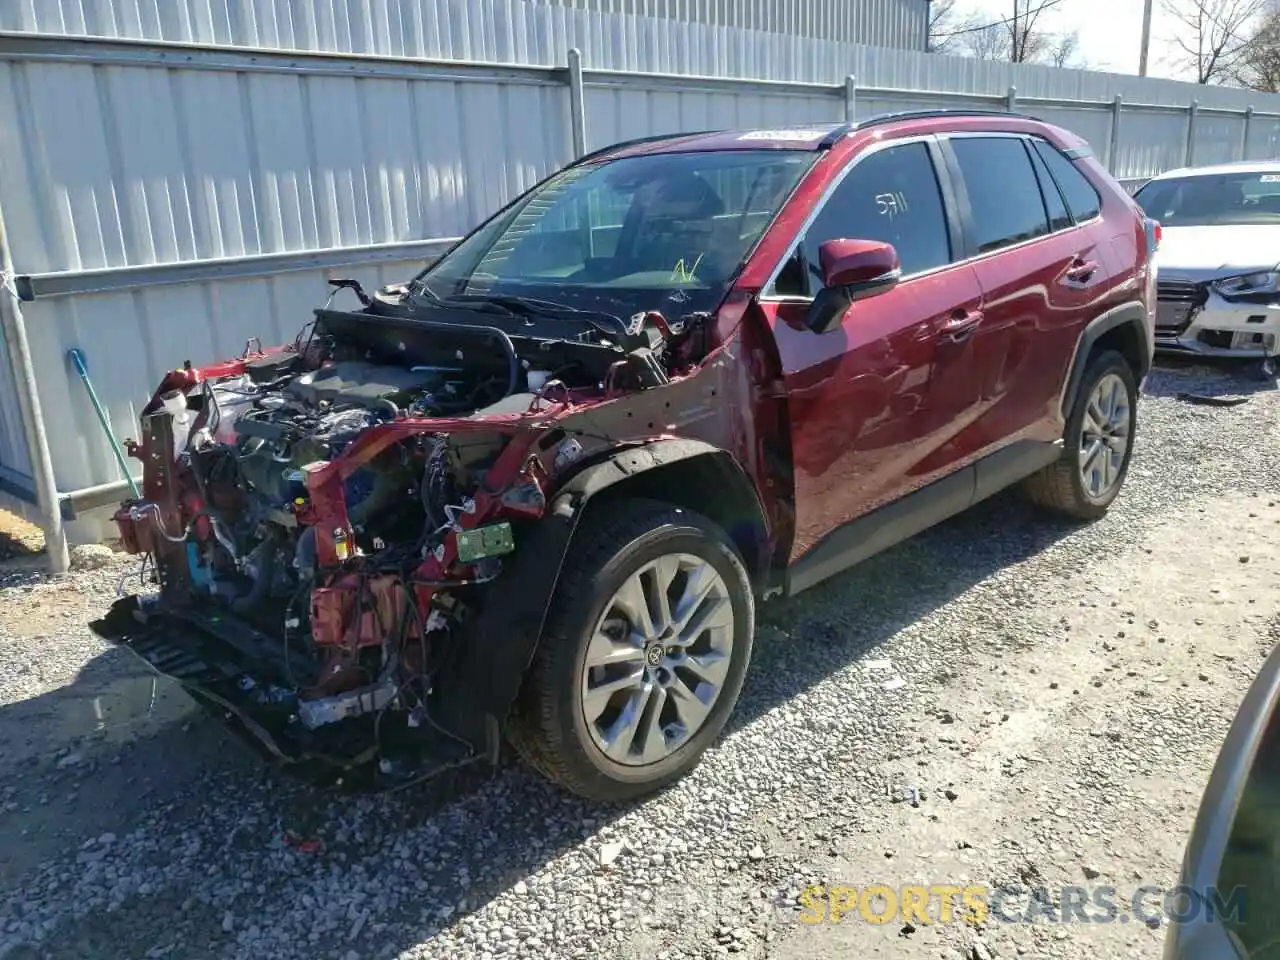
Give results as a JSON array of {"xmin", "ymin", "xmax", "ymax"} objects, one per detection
[
  {"xmin": 940, "ymin": 309, "xmax": 983, "ymax": 343},
  {"xmin": 1065, "ymin": 258, "xmax": 1099, "ymax": 283}
]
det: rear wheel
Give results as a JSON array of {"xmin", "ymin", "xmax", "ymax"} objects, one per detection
[
  {"xmin": 1023, "ymin": 349, "xmax": 1138, "ymax": 519},
  {"xmin": 508, "ymin": 499, "xmax": 754, "ymax": 802}
]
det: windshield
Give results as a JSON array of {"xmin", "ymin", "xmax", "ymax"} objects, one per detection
[
  {"xmin": 1135, "ymin": 171, "xmax": 1280, "ymax": 227},
  {"xmin": 415, "ymin": 149, "xmax": 815, "ymax": 317}
]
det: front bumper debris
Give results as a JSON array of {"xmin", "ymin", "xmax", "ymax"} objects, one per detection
[
  {"xmin": 89, "ymin": 595, "xmax": 477, "ymax": 789},
  {"xmin": 1156, "ymin": 279, "xmax": 1280, "ymax": 358}
]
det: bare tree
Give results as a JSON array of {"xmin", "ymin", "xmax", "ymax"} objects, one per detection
[
  {"xmin": 1042, "ymin": 29, "xmax": 1079, "ymax": 66},
  {"xmin": 934, "ymin": 1, "xmax": 1066, "ymax": 63},
  {"xmin": 927, "ymin": 0, "xmax": 960, "ymax": 52},
  {"xmin": 1163, "ymin": 0, "xmax": 1268, "ymax": 83},
  {"xmin": 1231, "ymin": 0, "xmax": 1280, "ymax": 89},
  {"xmin": 964, "ymin": 19, "xmax": 1014, "ymax": 60},
  {"xmin": 1008, "ymin": 0, "xmax": 1065, "ymax": 62}
]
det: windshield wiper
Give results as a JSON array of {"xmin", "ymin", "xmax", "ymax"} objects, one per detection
[
  {"xmin": 406, "ymin": 277, "xmax": 445, "ymax": 303},
  {"xmin": 439, "ymin": 292, "xmax": 618, "ymax": 322},
  {"xmin": 411, "ymin": 289, "xmax": 627, "ymax": 337}
]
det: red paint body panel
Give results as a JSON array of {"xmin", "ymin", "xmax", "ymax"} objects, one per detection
[
  {"xmin": 284, "ymin": 114, "xmax": 1147, "ymax": 581},
  {"xmin": 119, "ymin": 115, "xmax": 1151, "ymax": 599},
  {"xmin": 727, "ymin": 115, "xmax": 1151, "ymax": 569},
  {"xmin": 95, "ymin": 113, "xmax": 1156, "ymax": 789},
  {"xmin": 757, "ymin": 261, "xmax": 986, "ymax": 560},
  {"xmin": 935, "ymin": 221, "xmax": 1114, "ymax": 470}
]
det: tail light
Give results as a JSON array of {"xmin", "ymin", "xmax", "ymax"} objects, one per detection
[{"xmin": 1144, "ymin": 217, "xmax": 1162, "ymax": 256}]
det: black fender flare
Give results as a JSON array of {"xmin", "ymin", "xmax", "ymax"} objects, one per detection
[
  {"xmin": 1061, "ymin": 300, "xmax": 1152, "ymax": 419},
  {"xmin": 430, "ymin": 438, "xmax": 746, "ymax": 753}
]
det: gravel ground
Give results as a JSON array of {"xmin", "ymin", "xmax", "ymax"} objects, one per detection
[{"xmin": 1, "ymin": 359, "xmax": 1278, "ymax": 960}]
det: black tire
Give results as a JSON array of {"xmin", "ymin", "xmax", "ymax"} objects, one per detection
[
  {"xmin": 1023, "ymin": 348, "xmax": 1138, "ymax": 519},
  {"xmin": 507, "ymin": 499, "xmax": 755, "ymax": 802}
]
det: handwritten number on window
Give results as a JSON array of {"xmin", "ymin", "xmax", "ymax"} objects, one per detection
[{"xmin": 875, "ymin": 191, "xmax": 910, "ymax": 219}]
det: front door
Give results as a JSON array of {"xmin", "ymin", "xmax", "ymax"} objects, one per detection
[{"xmin": 756, "ymin": 138, "xmax": 985, "ymax": 564}]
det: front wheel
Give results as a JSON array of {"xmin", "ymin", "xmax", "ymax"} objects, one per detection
[
  {"xmin": 1023, "ymin": 348, "xmax": 1138, "ymax": 519},
  {"xmin": 507, "ymin": 499, "xmax": 755, "ymax": 802}
]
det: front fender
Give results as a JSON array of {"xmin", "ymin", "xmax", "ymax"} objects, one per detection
[{"xmin": 430, "ymin": 438, "xmax": 735, "ymax": 752}]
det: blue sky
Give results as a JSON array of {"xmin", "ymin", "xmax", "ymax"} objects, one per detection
[{"xmin": 954, "ymin": 1, "xmax": 1199, "ymax": 80}]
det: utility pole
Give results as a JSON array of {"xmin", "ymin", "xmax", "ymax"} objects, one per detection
[{"xmin": 1139, "ymin": 0, "xmax": 1154, "ymax": 75}]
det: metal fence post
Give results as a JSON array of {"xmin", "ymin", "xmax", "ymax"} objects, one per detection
[
  {"xmin": 567, "ymin": 47, "xmax": 587, "ymax": 158},
  {"xmin": 1006, "ymin": 85, "xmax": 1017, "ymax": 113},
  {"xmin": 1242, "ymin": 105, "xmax": 1255, "ymax": 160},
  {"xmin": 0, "ymin": 202, "xmax": 69, "ymax": 573},
  {"xmin": 1185, "ymin": 98, "xmax": 1198, "ymax": 166},
  {"xmin": 844, "ymin": 75, "xmax": 857, "ymax": 122},
  {"xmin": 1108, "ymin": 94, "xmax": 1123, "ymax": 173}
]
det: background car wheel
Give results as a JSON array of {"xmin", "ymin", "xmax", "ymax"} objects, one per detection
[
  {"xmin": 507, "ymin": 499, "xmax": 755, "ymax": 802},
  {"xmin": 1023, "ymin": 348, "xmax": 1138, "ymax": 520}
]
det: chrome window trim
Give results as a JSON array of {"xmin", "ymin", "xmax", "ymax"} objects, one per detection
[
  {"xmin": 1025, "ymin": 134, "xmax": 1104, "ymax": 229},
  {"xmin": 757, "ymin": 134, "xmax": 944, "ymax": 301},
  {"xmin": 757, "ymin": 130, "xmax": 1104, "ymax": 305},
  {"xmin": 946, "ymin": 132, "xmax": 1101, "ymax": 257}
]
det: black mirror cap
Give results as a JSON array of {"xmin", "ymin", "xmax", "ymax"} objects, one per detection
[
  {"xmin": 805, "ymin": 286, "xmax": 850, "ymax": 334},
  {"xmin": 804, "ymin": 270, "xmax": 900, "ymax": 334}
]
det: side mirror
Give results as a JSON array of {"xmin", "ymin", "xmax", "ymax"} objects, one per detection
[
  {"xmin": 805, "ymin": 239, "xmax": 901, "ymax": 334},
  {"xmin": 1164, "ymin": 640, "xmax": 1280, "ymax": 959}
]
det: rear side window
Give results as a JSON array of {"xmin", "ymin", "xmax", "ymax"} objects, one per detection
[
  {"xmin": 774, "ymin": 141, "xmax": 951, "ymax": 296},
  {"xmin": 951, "ymin": 137, "xmax": 1049, "ymax": 254},
  {"xmin": 1033, "ymin": 140, "xmax": 1102, "ymax": 222},
  {"xmin": 1028, "ymin": 145, "xmax": 1072, "ymax": 232}
]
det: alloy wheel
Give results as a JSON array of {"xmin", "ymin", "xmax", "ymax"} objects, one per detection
[
  {"xmin": 579, "ymin": 553, "xmax": 735, "ymax": 766},
  {"xmin": 1079, "ymin": 372, "xmax": 1131, "ymax": 500}
]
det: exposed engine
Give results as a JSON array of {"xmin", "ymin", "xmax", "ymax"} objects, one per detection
[{"xmin": 109, "ymin": 293, "xmax": 708, "ymax": 783}]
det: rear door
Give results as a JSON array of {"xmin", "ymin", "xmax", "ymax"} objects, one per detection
[
  {"xmin": 756, "ymin": 138, "xmax": 985, "ymax": 563},
  {"xmin": 938, "ymin": 134, "xmax": 1112, "ymax": 481}
]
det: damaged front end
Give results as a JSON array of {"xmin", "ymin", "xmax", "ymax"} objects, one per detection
[
  {"xmin": 91, "ymin": 285, "xmax": 734, "ymax": 789},
  {"xmin": 90, "ymin": 142, "xmax": 812, "ymax": 789}
]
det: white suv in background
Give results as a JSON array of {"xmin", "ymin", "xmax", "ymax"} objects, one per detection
[{"xmin": 1135, "ymin": 161, "xmax": 1280, "ymax": 373}]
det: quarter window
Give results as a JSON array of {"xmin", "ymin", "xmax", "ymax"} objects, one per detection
[
  {"xmin": 1028, "ymin": 143, "xmax": 1073, "ymax": 232},
  {"xmin": 951, "ymin": 137, "xmax": 1050, "ymax": 254},
  {"xmin": 1032, "ymin": 139, "xmax": 1102, "ymax": 222},
  {"xmin": 773, "ymin": 142, "xmax": 952, "ymax": 297}
]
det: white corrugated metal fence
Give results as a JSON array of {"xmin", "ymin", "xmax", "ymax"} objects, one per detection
[{"xmin": 1, "ymin": 0, "xmax": 1279, "ymax": 567}]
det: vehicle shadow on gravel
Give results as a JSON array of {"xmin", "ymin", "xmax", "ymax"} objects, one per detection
[
  {"xmin": 6, "ymin": 361, "xmax": 1270, "ymax": 958},
  {"xmin": 735, "ymin": 489, "xmax": 1081, "ymax": 733},
  {"xmin": 0, "ymin": 490, "xmax": 1089, "ymax": 957},
  {"xmin": 335, "ymin": 490, "xmax": 1086, "ymax": 956},
  {"xmin": 0, "ymin": 647, "xmax": 247, "ymax": 891}
]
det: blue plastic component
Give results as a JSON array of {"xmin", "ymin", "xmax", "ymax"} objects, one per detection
[{"xmin": 186, "ymin": 542, "xmax": 212, "ymax": 589}]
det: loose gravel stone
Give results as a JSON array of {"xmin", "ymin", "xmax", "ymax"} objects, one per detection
[{"xmin": 0, "ymin": 362, "xmax": 1276, "ymax": 960}]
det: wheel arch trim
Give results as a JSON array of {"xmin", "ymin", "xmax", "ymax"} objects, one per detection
[
  {"xmin": 431, "ymin": 439, "xmax": 766, "ymax": 753},
  {"xmin": 1061, "ymin": 299, "xmax": 1152, "ymax": 420}
]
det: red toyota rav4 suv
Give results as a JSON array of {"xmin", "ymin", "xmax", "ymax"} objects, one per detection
[{"xmin": 94, "ymin": 111, "xmax": 1156, "ymax": 802}]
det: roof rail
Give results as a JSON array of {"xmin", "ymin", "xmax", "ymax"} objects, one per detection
[
  {"xmin": 581, "ymin": 110, "xmax": 1041, "ymax": 158},
  {"xmin": 573, "ymin": 130, "xmax": 719, "ymax": 165},
  {"xmin": 860, "ymin": 107, "xmax": 1038, "ymax": 126},
  {"xmin": 816, "ymin": 108, "xmax": 1041, "ymax": 149},
  {"xmin": 817, "ymin": 123, "xmax": 856, "ymax": 149}
]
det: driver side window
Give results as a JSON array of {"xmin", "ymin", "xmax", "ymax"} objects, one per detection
[{"xmin": 774, "ymin": 141, "xmax": 952, "ymax": 298}]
